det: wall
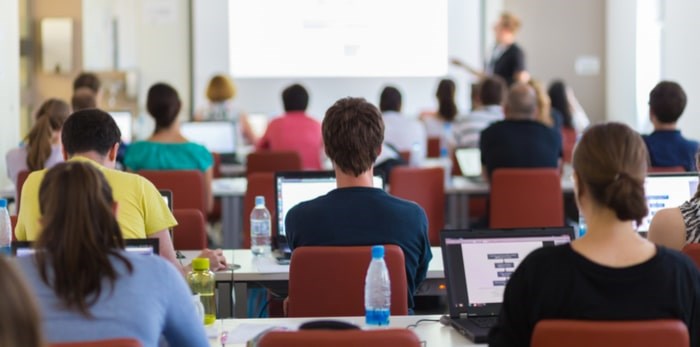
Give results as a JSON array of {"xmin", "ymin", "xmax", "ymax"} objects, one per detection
[
  {"xmin": 0, "ymin": 0, "xmax": 21, "ymax": 188},
  {"xmin": 605, "ymin": 0, "xmax": 637, "ymax": 126}
]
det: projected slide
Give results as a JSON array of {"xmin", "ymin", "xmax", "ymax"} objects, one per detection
[{"xmin": 229, "ymin": 0, "xmax": 448, "ymax": 77}]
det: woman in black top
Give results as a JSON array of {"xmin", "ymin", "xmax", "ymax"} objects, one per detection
[{"xmin": 489, "ymin": 123, "xmax": 700, "ymax": 347}]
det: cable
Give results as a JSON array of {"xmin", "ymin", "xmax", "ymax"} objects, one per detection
[
  {"xmin": 258, "ymin": 299, "xmax": 271, "ymax": 318},
  {"xmin": 406, "ymin": 319, "xmax": 441, "ymax": 329}
]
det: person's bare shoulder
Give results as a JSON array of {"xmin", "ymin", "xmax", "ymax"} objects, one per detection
[{"xmin": 648, "ymin": 207, "xmax": 686, "ymax": 250}]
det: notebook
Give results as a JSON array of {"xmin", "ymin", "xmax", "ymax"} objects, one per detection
[
  {"xmin": 440, "ymin": 227, "xmax": 575, "ymax": 343},
  {"xmin": 639, "ymin": 173, "xmax": 699, "ymax": 233},
  {"xmin": 13, "ymin": 239, "xmax": 160, "ymax": 257},
  {"xmin": 455, "ymin": 148, "xmax": 482, "ymax": 178}
]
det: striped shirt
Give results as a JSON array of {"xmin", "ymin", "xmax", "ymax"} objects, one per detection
[
  {"xmin": 451, "ymin": 105, "xmax": 504, "ymax": 148},
  {"xmin": 681, "ymin": 197, "xmax": 700, "ymax": 244}
]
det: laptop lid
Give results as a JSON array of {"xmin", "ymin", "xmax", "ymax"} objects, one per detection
[
  {"xmin": 181, "ymin": 122, "xmax": 237, "ymax": 153},
  {"xmin": 109, "ymin": 111, "xmax": 133, "ymax": 144},
  {"xmin": 639, "ymin": 172, "xmax": 699, "ymax": 233},
  {"xmin": 159, "ymin": 189, "xmax": 173, "ymax": 211},
  {"xmin": 13, "ymin": 239, "xmax": 160, "ymax": 256},
  {"xmin": 440, "ymin": 227, "xmax": 574, "ymax": 318},
  {"xmin": 455, "ymin": 148, "xmax": 482, "ymax": 177}
]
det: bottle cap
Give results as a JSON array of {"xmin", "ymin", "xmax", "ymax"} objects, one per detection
[
  {"xmin": 192, "ymin": 257, "xmax": 210, "ymax": 271},
  {"xmin": 255, "ymin": 196, "xmax": 265, "ymax": 206},
  {"xmin": 371, "ymin": 245, "xmax": 384, "ymax": 259},
  {"xmin": 0, "ymin": 199, "xmax": 6, "ymax": 208}
]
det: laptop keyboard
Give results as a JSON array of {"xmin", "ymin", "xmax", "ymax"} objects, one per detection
[{"xmin": 471, "ymin": 316, "xmax": 498, "ymax": 328}]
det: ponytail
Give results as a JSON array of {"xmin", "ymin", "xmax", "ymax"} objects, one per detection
[{"xmin": 25, "ymin": 99, "xmax": 70, "ymax": 171}]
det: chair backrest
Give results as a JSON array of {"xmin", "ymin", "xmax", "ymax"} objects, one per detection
[
  {"xmin": 172, "ymin": 209, "xmax": 207, "ymax": 250},
  {"xmin": 398, "ymin": 150, "xmax": 411, "ymax": 163},
  {"xmin": 490, "ymin": 168, "xmax": 564, "ymax": 229},
  {"xmin": 15, "ymin": 170, "xmax": 30, "ymax": 214},
  {"xmin": 426, "ymin": 137, "xmax": 441, "ymax": 158},
  {"xmin": 649, "ymin": 166, "xmax": 686, "ymax": 173},
  {"xmin": 211, "ymin": 152, "xmax": 223, "ymax": 178},
  {"xmin": 51, "ymin": 338, "xmax": 143, "ymax": 347},
  {"xmin": 10, "ymin": 215, "xmax": 17, "ymax": 242},
  {"xmin": 561, "ymin": 127, "xmax": 577, "ymax": 164},
  {"xmin": 243, "ymin": 173, "xmax": 276, "ymax": 249},
  {"xmin": 246, "ymin": 151, "xmax": 302, "ymax": 175},
  {"xmin": 137, "ymin": 170, "xmax": 207, "ymax": 216},
  {"xmin": 389, "ymin": 167, "xmax": 445, "ymax": 246},
  {"xmin": 682, "ymin": 243, "xmax": 700, "ymax": 269},
  {"xmin": 531, "ymin": 319, "xmax": 689, "ymax": 347},
  {"xmin": 259, "ymin": 329, "xmax": 421, "ymax": 347},
  {"xmin": 288, "ymin": 245, "xmax": 408, "ymax": 317}
]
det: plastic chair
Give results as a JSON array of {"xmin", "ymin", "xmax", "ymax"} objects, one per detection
[
  {"xmin": 10, "ymin": 215, "xmax": 16, "ymax": 242},
  {"xmin": 531, "ymin": 319, "xmax": 689, "ymax": 347},
  {"xmin": 246, "ymin": 151, "xmax": 302, "ymax": 175},
  {"xmin": 649, "ymin": 166, "xmax": 686, "ymax": 173},
  {"xmin": 243, "ymin": 173, "xmax": 276, "ymax": 249},
  {"xmin": 172, "ymin": 209, "xmax": 207, "ymax": 250},
  {"xmin": 138, "ymin": 170, "xmax": 207, "ymax": 216},
  {"xmin": 259, "ymin": 329, "xmax": 421, "ymax": 347},
  {"xmin": 398, "ymin": 150, "xmax": 411, "ymax": 163},
  {"xmin": 490, "ymin": 168, "xmax": 564, "ymax": 229},
  {"xmin": 50, "ymin": 338, "xmax": 143, "ymax": 347},
  {"xmin": 561, "ymin": 127, "xmax": 577, "ymax": 164},
  {"xmin": 287, "ymin": 245, "xmax": 408, "ymax": 317},
  {"xmin": 208, "ymin": 152, "xmax": 223, "ymax": 222},
  {"xmin": 426, "ymin": 137, "xmax": 441, "ymax": 158},
  {"xmin": 389, "ymin": 167, "xmax": 445, "ymax": 246},
  {"xmin": 15, "ymin": 170, "xmax": 30, "ymax": 214},
  {"xmin": 682, "ymin": 243, "xmax": 700, "ymax": 269}
]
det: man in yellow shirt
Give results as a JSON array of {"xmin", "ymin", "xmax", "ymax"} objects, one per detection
[{"xmin": 15, "ymin": 109, "xmax": 226, "ymax": 272}]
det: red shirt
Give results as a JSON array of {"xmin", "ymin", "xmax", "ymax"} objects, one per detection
[{"xmin": 256, "ymin": 111, "xmax": 323, "ymax": 170}]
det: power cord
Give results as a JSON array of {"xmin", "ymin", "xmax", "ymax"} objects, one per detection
[{"xmin": 406, "ymin": 319, "xmax": 441, "ymax": 329}]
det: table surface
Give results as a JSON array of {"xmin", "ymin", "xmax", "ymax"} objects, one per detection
[{"xmin": 208, "ymin": 314, "xmax": 483, "ymax": 347}]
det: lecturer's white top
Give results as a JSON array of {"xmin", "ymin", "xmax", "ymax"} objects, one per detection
[{"xmin": 382, "ymin": 111, "xmax": 427, "ymax": 161}]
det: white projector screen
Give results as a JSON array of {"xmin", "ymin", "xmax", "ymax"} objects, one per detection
[{"xmin": 228, "ymin": 0, "xmax": 448, "ymax": 78}]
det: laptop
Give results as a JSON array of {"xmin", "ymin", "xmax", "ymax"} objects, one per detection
[
  {"xmin": 639, "ymin": 173, "xmax": 699, "ymax": 234},
  {"xmin": 181, "ymin": 122, "xmax": 237, "ymax": 154},
  {"xmin": 13, "ymin": 239, "xmax": 160, "ymax": 257},
  {"xmin": 440, "ymin": 227, "xmax": 575, "ymax": 343},
  {"xmin": 455, "ymin": 148, "xmax": 482, "ymax": 179},
  {"xmin": 109, "ymin": 111, "xmax": 133, "ymax": 144},
  {"xmin": 274, "ymin": 171, "xmax": 384, "ymax": 260}
]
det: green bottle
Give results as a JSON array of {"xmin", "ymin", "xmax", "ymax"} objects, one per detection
[{"xmin": 187, "ymin": 258, "xmax": 216, "ymax": 325}]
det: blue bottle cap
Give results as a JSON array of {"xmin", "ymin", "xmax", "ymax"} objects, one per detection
[
  {"xmin": 371, "ymin": 245, "xmax": 385, "ymax": 259},
  {"xmin": 255, "ymin": 196, "xmax": 265, "ymax": 206},
  {"xmin": 0, "ymin": 199, "xmax": 6, "ymax": 208}
]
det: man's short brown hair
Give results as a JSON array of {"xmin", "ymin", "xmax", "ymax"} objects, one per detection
[{"xmin": 323, "ymin": 97, "xmax": 384, "ymax": 176}]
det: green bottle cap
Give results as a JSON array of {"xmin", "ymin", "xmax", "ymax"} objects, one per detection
[{"xmin": 192, "ymin": 257, "xmax": 210, "ymax": 271}]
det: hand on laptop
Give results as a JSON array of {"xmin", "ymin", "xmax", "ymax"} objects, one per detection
[{"xmin": 197, "ymin": 248, "xmax": 228, "ymax": 271}]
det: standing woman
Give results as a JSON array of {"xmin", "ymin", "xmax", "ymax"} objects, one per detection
[
  {"xmin": 423, "ymin": 78, "xmax": 459, "ymax": 137},
  {"xmin": 0, "ymin": 257, "xmax": 45, "ymax": 347},
  {"xmin": 194, "ymin": 74, "xmax": 256, "ymax": 145}
]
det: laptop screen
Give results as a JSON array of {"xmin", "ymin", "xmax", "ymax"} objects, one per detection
[
  {"xmin": 181, "ymin": 122, "xmax": 237, "ymax": 153},
  {"xmin": 109, "ymin": 111, "xmax": 133, "ymax": 143},
  {"xmin": 639, "ymin": 173, "xmax": 699, "ymax": 232},
  {"xmin": 441, "ymin": 228, "xmax": 574, "ymax": 317},
  {"xmin": 455, "ymin": 148, "xmax": 481, "ymax": 177},
  {"xmin": 13, "ymin": 239, "xmax": 160, "ymax": 257}
]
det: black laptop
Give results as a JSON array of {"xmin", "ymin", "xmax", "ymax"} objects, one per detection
[{"xmin": 440, "ymin": 227, "xmax": 575, "ymax": 343}]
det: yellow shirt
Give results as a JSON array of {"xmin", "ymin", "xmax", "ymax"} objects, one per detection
[{"xmin": 15, "ymin": 156, "xmax": 177, "ymax": 241}]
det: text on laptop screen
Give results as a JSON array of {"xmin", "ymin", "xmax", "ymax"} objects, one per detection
[
  {"xmin": 181, "ymin": 122, "xmax": 237, "ymax": 153},
  {"xmin": 639, "ymin": 174, "xmax": 699, "ymax": 232},
  {"xmin": 109, "ymin": 111, "xmax": 133, "ymax": 143}
]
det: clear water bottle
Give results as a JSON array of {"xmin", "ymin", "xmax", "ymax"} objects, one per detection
[
  {"xmin": 365, "ymin": 245, "xmax": 391, "ymax": 326},
  {"xmin": 250, "ymin": 196, "xmax": 271, "ymax": 256},
  {"xmin": 578, "ymin": 214, "xmax": 587, "ymax": 238},
  {"xmin": 0, "ymin": 199, "xmax": 11, "ymax": 255},
  {"xmin": 187, "ymin": 258, "xmax": 216, "ymax": 325}
]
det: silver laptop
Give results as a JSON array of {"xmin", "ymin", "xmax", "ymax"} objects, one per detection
[
  {"xmin": 109, "ymin": 111, "xmax": 133, "ymax": 143},
  {"xmin": 639, "ymin": 173, "xmax": 699, "ymax": 234},
  {"xmin": 455, "ymin": 148, "xmax": 482, "ymax": 179},
  {"xmin": 181, "ymin": 122, "xmax": 237, "ymax": 153},
  {"xmin": 13, "ymin": 239, "xmax": 160, "ymax": 257}
]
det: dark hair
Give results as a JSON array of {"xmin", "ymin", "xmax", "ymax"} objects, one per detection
[
  {"xmin": 35, "ymin": 161, "xmax": 132, "ymax": 317},
  {"xmin": 379, "ymin": 86, "xmax": 402, "ymax": 112},
  {"xmin": 282, "ymin": 84, "xmax": 309, "ymax": 112},
  {"xmin": 573, "ymin": 123, "xmax": 648, "ymax": 224},
  {"xmin": 26, "ymin": 99, "xmax": 70, "ymax": 171},
  {"xmin": 147, "ymin": 83, "xmax": 182, "ymax": 132},
  {"xmin": 62, "ymin": 109, "xmax": 121, "ymax": 156},
  {"xmin": 71, "ymin": 88, "xmax": 97, "ymax": 111},
  {"xmin": 323, "ymin": 97, "xmax": 384, "ymax": 176},
  {"xmin": 436, "ymin": 79, "xmax": 458, "ymax": 122},
  {"xmin": 479, "ymin": 76, "xmax": 507, "ymax": 106},
  {"xmin": 0, "ymin": 257, "xmax": 45, "ymax": 347},
  {"xmin": 73, "ymin": 72, "xmax": 101, "ymax": 93},
  {"xmin": 649, "ymin": 81, "xmax": 687, "ymax": 124},
  {"xmin": 548, "ymin": 80, "xmax": 573, "ymax": 128}
]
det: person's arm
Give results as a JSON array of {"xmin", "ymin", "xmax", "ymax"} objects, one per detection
[
  {"xmin": 648, "ymin": 207, "xmax": 686, "ymax": 250},
  {"xmin": 239, "ymin": 112, "xmax": 257, "ymax": 145},
  {"xmin": 567, "ymin": 87, "xmax": 590, "ymax": 132},
  {"xmin": 414, "ymin": 211, "xmax": 431, "ymax": 287},
  {"xmin": 255, "ymin": 124, "xmax": 271, "ymax": 151},
  {"xmin": 450, "ymin": 58, "xmax": 486, "ymax": 79},
  {"xmin": 160, "ymin": 259, "xmax": 210, "ymax": 347},
  {"xmin": 151, "ymin": 229, "xmax": 185, "ymax": 275},
  {"xmin": 488, "ymin": 259, "xmax": 533, "ymax": 347}
]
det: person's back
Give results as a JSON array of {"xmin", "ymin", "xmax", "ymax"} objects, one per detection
[
  {"xmin": 379, "ymin": 86, "xmax": 427, "ymax": 154},
  {"xmin": 452, "ymin": 77, "xmax": 507, "ymax": 148}
]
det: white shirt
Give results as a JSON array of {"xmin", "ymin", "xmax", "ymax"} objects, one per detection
[
  {"xmin": 451, "ymin": 105, "xmax": 505, "ymax": 148},
  {"xmin": 382, "ymin": 111, "xmax": 427, "ymax": 161}
]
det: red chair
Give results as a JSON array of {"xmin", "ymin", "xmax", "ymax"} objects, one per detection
[
  {"xmin": 51, "ymin": 338, "xmax": 143, "ymax": 347},
  {"xmin": 208, "ymin": 153, "xmax": 223, "ymax": 222},
  {"xmin": 389, "ymin": 167, "xmax": 445, "ymax": 246},
  {"xmin": 138, "ymin": 170, "xmax": 207, "ymax": 217},
  {"xmin": 259, "ymin": 329, "xmax": 421, "ymax": 347},
  {"xmin": 15, "ymin": 170, "xmax": 30, "ymax": 214},
  {"xmin": 649, "ymin": 166, "xmax": 686, "ymax": 173},
  {"xmin": 287, "ymin": 245, "xmax": 408, "ymax": 317},
  {"xmin": 398, "ymin": 150, "xmax": 411, "ymax": 163},
  {"xmin": 682, "ymin": 243, "xmax": 700, "ymax": 269},
  {"xmin": 10, "ymin": 215, "xmax": 16, "ymax": 242},
  {"xmin": 561, "ymin": 127, "xmax": 577, "ymax": 164},
  {"xmin": 172, "ymin": 209, "xmax": 207, "ymax": 250},
  {"xmin": 246, "ymin": 151, "xmax": 302, "ymax": 175},
  {"xmin": 531, "ymin": 319, "xmax": 688, "ymax": 347},
  {"xmin": 243, "ymin": 173, "xmax": 276, "ymax": 249},
  {"xmin": 490, "ymin": 168, "xmax": 564, "ymax": 229},
  {"xmin": 426, "ymin": 137, "xmax": 441, "ymax": 158}
]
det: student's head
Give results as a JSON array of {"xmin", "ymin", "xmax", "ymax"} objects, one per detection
[
  {"xmin": 282, "ymin": 84, "xmax": 309, "ymax": 112},
  {"xmin": 0, "ymin": 257, "xmax": 45, "ymax": 347},
  {"xmin": 35, "ymin": 161, "xmax": 132, "ymax": 317},
  {"xmin": 379, "ymin": 86, "xmax": 402, "ymax": 113},
  {"xmin": 323, "ymin": 97, "xmax": 384, "ymax": 176},
  {"xmin": 649, "ymin": 81, "xmax": 687, "ymax": 124},
  {"xmin": 573, "ymin": 123, "xmax": 648, "ymax": 225},
  {"xmin": 494, "ymin": 12, "xmax": 521, "ymax": 43},
  {"xmin": 436, "ymin": 79, "xmax": 458, "ymax": 122},
  {"xmin": 479, "ymin": 76, "xmax": 507, "ymax": 106},
  {"xmin": 528, "ymin": 79, "xmax": 553, "ymax": 126},
  {"xmin": 61, "ymin": 109, "xmax": 121, "ymax": 161},
  {"xmin": 147, "ymin": 83, "xmax": 182, "ymax": 132},
  {"xmin": 71, "ymin": 88, "xmax": 97, "ymax": 111},
  {"xmin": 504, "ymin": 82, "xmax": 537, "ymax": 121},
  {"xmin": 72, "ymin": 72, "xmax": 101, "ymax": 93},
  {"xmin": 206, "ymin": 74, "xmax": 236, "ymax": 103},
  {"xmin": 548, "ymin": 80, "xmax": 573, "ymax": 128},
  {"xmin": 25, "ymin": 99, "xmax": 70, "ymax": 171}
]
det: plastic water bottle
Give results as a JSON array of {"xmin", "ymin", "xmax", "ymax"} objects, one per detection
[
  {"xmin": 365, "ymin": 245, "xmax": 391, "ymax": 326},
  {"xmin": 0, "ymin": 199, "xmax": 11, "ymax": 255},
  {"xmin": 440, "ymin": 123, "xmax": 453, "ymax": 187},
  {"xmin": 578, "ymin": 214, "xmax": 587, "ymax": 238},
  {"xmin": 187, "ymin": 258, "xmax": 217, "ymax": 325},
  {"xmin": 250, "ymin": 196, "xmax": 271, "ymax": 256}
]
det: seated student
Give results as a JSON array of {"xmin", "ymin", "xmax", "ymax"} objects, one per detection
[
  {"xmin": 73, "ymin": 71, "xmax": 101, "ymax": 96},
  {"xmin": 422, "ymin": 79, "xmax": 459, "ymax": 137},
  {"xmin": 16, "ymin": 162, "xmax": 208, "ymax": 346},
  {"xmin": 0, "ymin": 256, "xmax": 45, "ymax": 347},
  {"xmin": 479, "ymin": 82, "xmax": 561, "ymax": 178},
  {"xmin": 529, "ymin": 79, "xmax": 563, "ymax": 129},
  {"xmin": 15, "ymin": 109, "xmax": 226, "ymax": 273},
  {"xmin": 256, "ymin": 84, "xmax": 323, "ymax": 170},
  {"xmin": 648, "ymin": 153, "xmax": 700, "ymax": 249},
  {"xmin": 124, "ymin": 83, "xmax": 214, "ymax": 213},
  {"xmin": 194, "ymin": 74, "xmax": 256, "ymax": 145},
  {"xmin": 6, "ymin": 99, "xmax": 70, "ymax": 184},
  {"xmin": 548, "ymin": 79, "xmax": 590, "ymax": 133},
  {"xmin": 452, "ymin": 76, "xmax": 507, "ymax": 148},
  {"xmin": 380, "ymin": 86, "xmax": 427, "ymax": 161},
  {"xmin": 285, "ymin": 97, "xmax": 432, "ymax": 311},
  {"xmin": 489, "ymin": 123, "xmax": 700, "ymax": 347},
  {"xmin": 71, "ymin": 88, "xmax": 97, "ymax": 111},
  {"xmin": 643, "ymin": 81, "xmax": 699, "ymax": 171}
]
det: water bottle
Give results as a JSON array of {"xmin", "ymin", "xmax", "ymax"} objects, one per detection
[
  {"xmin": 0, "ymin": 199, "xmax": 11, "ymax": 255},
  {"xmin": 187, "ymin": 257, "xmax": 217, "ymax": 325},
  {"xmin": 250, "ymin": 196, "xmax": 271, "ymax": 256},
  {"xmin": 365, "ymin": 245, "xmax": 391, "ymax": 326},
  {"xmin": 578, "ymin": 214, "xmax": 587, "ymax": 238},
  {"xmin": 440, "ymin": 123, "xmax": 453, "ymax": 187}
]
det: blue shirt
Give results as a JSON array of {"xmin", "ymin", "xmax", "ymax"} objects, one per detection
[
  {"xmin": 16, "ymin": 252, "xmax": 209, "ymax": 347},
  {"xmin": 643, "ymin": 130, "xmax": 698, "ymax": 171},
  {"xmin": 124, "ymin": 141, "xmax": 213, "ymax": 172},
  {"xmin": 286, "ymin": 187, "xmax": 432, "ymax": 310}
]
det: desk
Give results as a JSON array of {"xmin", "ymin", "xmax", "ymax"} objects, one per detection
[
  {"xmin": 1, "ymin": 184, "xmax": 14, "ymax": 200},
  {"xmin": 210, "ymin": 315, "xmax": 483, "ymax": 347}
]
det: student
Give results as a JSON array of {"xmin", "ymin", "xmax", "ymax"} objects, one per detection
[
  {"xmin": 489, "ymin": 123, "xmax": 700, "ymax": 347},
  {"xmin": 194, "ymin": 74, "xmax": 256, "ymax": 145},
  {"xmin": 422, "ymin": 78, "xmax": 459, "ymax": 137},
  {"xmin": 124, "ymin": 83, "xmax": 214, "ymax": 213},
  {"xmin": 380, "ymin": 86, "xmax": 427, "ymax": 161},
  {"xmin": 548, "ymin": 80, "xmax": 590, "ymax": 133},
  {"xmin": 0, "ymin": 257, "xmax": 45, "ymax": 347},
  {"xmin": 71, "ymin": 88, "xmax": 97, "ymax": 111},
  {"xmin": 73, "ymin": 72, "xmax": 101, "ymax": 94},
  {"xmin": 528, "ymin": 79, "xmax": 563, "ymax": 129},
  {"xmin": 285, "ymin": 97, "xmax": 432, "ymax": 312},
  {"xmin": 452, "ymin": 76, "xmax": 507, "ymax": 148},
  {"xmin": 642, "ymin": 81, "xmax": 699, "ymax": 171},
  {"xmin": 16, "ymin": 162, "xmax": 208, "ymax": 346}
]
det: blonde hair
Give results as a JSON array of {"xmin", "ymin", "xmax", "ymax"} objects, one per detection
[
  {"xmin": 528, "ymin": 79, "xmax": 553, "ymax": 127},
  {"xmin": 500, "ymin": 12, "xmax": 522, "ymax": 33},
  {"xmin": 26, "ymin": 99, "xmax": 70, "ymax": 171},
  {"xmin": 206, "ymin": 75, "xmax": 236, "ymax": 102},
  {"xmin": 0, "ymin": 257, "xmax": 45, "ymax": 347}
]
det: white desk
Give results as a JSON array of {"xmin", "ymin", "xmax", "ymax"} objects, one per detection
[{"xmin": 1, "ymin": 184, "xmax": 14, "ymax": 200}]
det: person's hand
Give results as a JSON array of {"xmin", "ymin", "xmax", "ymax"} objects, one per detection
[
  {"xmin": 197, "ymin": 248, "xmax": 227, "ymax": 271},
  {"xmin": 450, "ymin": 57, "xmax": 466, "ymax": 67}
]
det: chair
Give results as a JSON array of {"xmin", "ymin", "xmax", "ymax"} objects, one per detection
[
  {"xmin": 287, "ymin": 245, "xmax": 408, "ymax": 317},
  {"xmin": 138, "ymin": 170, "xmax": 207, "ymax": 216},
  {"xmin": 389, "ymin": 167, "xmax": 445, "ymax": 246},
  {"xmin": 50, "ymin": 338, "xmax": 143, "ymax": 347},
  {"xmin": 172, "ymin": 209, "xmax": 207, "ymax": 250},
  {"xmin": 15, "ymin": 170, "xmax": 29, "ymax": 214},
  {"xmin": 208, "ymin": 152, "xmax": 223, "ymax": 222},
  {"xmin": 682, "ymin": 243, "xmax": 700, "ymax": 269},
  {"xmin": 246, "ymin": 151, "xmax": 302, "ymax": 175},
  {"xmin": 649, "ymin": 166, "xmax": 686, "ymax": 173},
  {"xmin": 243, "ymin": 173, "xmax": 276, "ymax": 249},
  {"xmin": 10, "ymin": 215, "xmax": 16, "ymax": 242},
  {"xmin": 490, "ymin": 168, "xmax": 564, "ymax": 229},
  {"xmin": 258, "ymin": 329, "xmax": 421, "ymax": 347},
  {"xmin": 561, "ymin": 127, "xmax": 577, "ymax": 164},
  {"xmin": 426, "ymin": 137, "xmax": 441, "ymax": 158},
  {"xmin": 531, "ymin": 319, "xmax": 689, "ymax": 347},
  {"xmin": 398, "ymin": 150, "xmax": 411, "ymax": 163}
]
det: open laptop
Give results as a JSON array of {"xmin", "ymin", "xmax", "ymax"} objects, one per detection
[
  {"xmin": 181, "ymin": 121, "xmax": 236, "ymax": 153},
  {"xmin": 440, "ymin": 227, "xmax": 575, "ymax": 343},
  {"xmin": 13, "ymin": 239, "xmax": 160, "ymax": 257},
  {"xmin": 109, "ymin": 111, "xmax": 133, "ymax": 143},
  {"xmin": 639, "ymin": 173, "xmax": 699, "ymax": 234},
  {"xmin": 455, "ymin": 148, "xmax": 482, "ymax": 179}
]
